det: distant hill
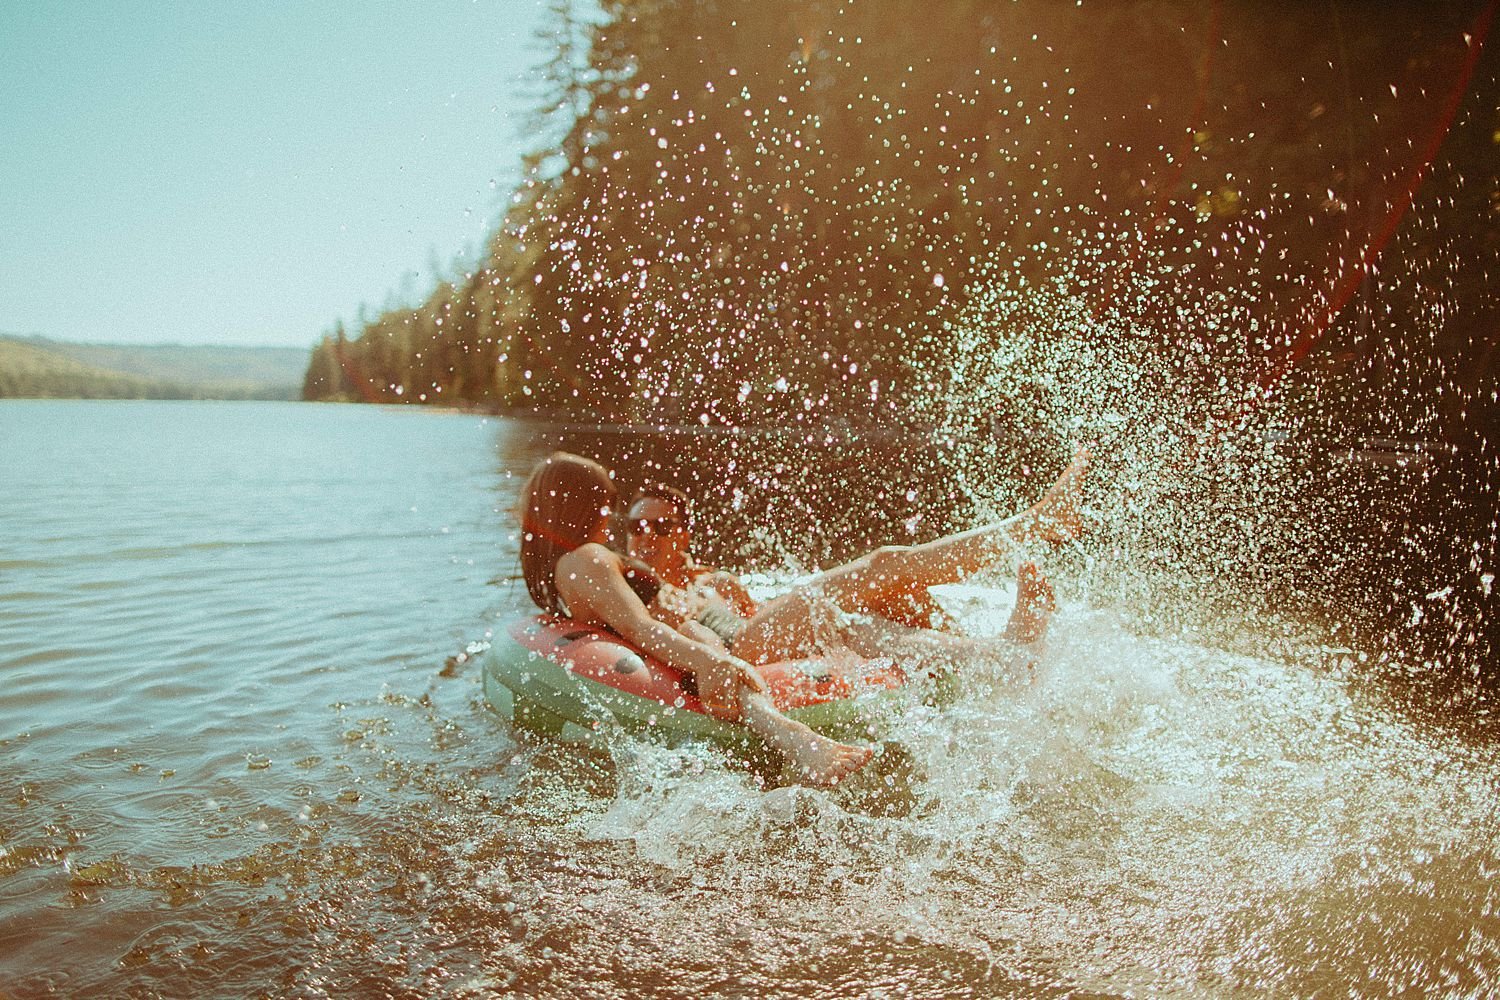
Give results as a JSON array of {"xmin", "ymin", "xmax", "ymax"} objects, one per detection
[{"xmin": 0, "ymin": 335, "xmax": 308, "ymax": 400}]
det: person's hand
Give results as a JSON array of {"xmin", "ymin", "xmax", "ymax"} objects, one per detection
[
  {"xmin": 737, "ymin": 662, "xmax": 769, "ymax": 696},
  {"xmin": 701, "ymin": 571, "xmax": 758, "ymax": 617},
  {"xmin": 696, "ymin": 658, "xmax": 766, "ymax": 720}
]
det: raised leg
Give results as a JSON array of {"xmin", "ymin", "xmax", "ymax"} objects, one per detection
[
  {"xmin": 806, "ymin": 445, "xmax": 1085, "ymax": 607},
  {"xmin": 734, "ymin": 448, "xmax": 1087, "ymax": 662},
  {"xmin": 829, "ymin": 561, "xmax": 1057, "ymax": 655},
  {"xmin": 1001, "ymin": 561, "xmax": 1056, "ymax": 643}
]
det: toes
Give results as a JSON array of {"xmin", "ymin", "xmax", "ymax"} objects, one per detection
[{"xmin": 799, "ymin": 743, "xmax": 873, "ymax": 786}]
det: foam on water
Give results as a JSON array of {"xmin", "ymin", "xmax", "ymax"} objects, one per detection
[{"xmin": 536, "ymin": 583, "xmax": 1500, "ymax": 995}]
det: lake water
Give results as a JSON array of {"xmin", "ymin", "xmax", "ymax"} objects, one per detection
[{"xmin": 2, "ymin": 399, "xmax": 1498, "ymax": 998}]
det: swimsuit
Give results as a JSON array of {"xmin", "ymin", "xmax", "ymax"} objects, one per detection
[
  {"xmin": 622, "ymin": 558, "xmax": 746, "ymax": 650},
  {"xmin": 622, "ymin": 559, "xmax": 663, "ymax": 606}
]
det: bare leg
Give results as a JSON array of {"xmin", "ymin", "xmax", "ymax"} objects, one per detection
[
  {"xmin": 1001, "ymin": 562, "xmax": 1056, "ymax": 643},
  {"xmin": 738, "ymin": 690, "xmax": 873, "ymax": 786},
  {"xmin": 815, "ymin": 561, "xmax": 1057, "ymax": 661},
  {"xmin": 852, "ymin": 444, "xmax": 1088, "ymax": 590},
  {"xmin": 729, "ymin": 565, "xmax": 1055, "ymax": 782},
  {"xmin": 735, "ymin": 447, "xmax": 1088, "ymax": 662},
  {"xmin": 677, "ymin": 621, "xmax": 872, "ymax": 786}
]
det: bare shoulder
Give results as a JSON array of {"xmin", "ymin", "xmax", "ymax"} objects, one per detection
[
  {"xmin": 559, "ymin": 542, "xmax": 620, "ymax": 577},
  {"xmin": 555, "ymin": 544, "xmax": 629, "ymax": 624}
]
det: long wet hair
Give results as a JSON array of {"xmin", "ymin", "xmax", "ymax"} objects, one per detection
[{"xmin": 518, "ymin": 452, "xmax": 617, "ymax": 613}]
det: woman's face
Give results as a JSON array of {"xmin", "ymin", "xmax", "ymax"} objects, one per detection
[{"xmin": 625, "ymin": 496, "xmax": 690, "ymax": 567}]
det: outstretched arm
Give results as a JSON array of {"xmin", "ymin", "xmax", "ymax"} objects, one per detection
[
  {"xmin": 558, "ymin": 545, "xmax": 766, "ymax": 717},
  {"xmin": 557, "ymin": 544, "xmax": 873, "ymax": 786}
]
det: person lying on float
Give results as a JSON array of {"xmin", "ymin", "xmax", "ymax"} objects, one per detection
[{"xmin": 518, "ymin": 449, "xmax": 1087, "ymax": 785}]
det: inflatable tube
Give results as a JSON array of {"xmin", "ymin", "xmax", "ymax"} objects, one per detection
[{"xmin": 482, "ymin": 615, "xmax": 908, "ymax": 744}]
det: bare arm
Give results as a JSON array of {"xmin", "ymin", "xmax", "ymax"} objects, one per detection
[
  {"xmin": 556, "ymin": 545, "xmax": 767, "ymax": 717},
  {"xmin": 698, "ymin": 569, "xmax": 758, "ymax": 618}
]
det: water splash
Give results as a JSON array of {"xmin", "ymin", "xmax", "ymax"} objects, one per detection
[{"xmin": 556, "ymin": 585, "xmax": 1500, "ymax": 996}]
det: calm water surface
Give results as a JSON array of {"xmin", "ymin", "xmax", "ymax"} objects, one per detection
[{"xmin": 2, "ymin": 400, "xmax": 1498, "ymax": 998}]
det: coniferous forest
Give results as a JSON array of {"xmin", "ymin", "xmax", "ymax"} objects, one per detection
[{"xmin": 303, "ymin": 0, "xmax": 1498, "ymax": 454}]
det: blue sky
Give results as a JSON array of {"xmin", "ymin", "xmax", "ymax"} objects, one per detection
[{"xmin": 0, "ymin": 1, "xmax": 549, "ymax": 348}]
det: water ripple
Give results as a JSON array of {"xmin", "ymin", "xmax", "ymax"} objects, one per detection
[{"xmin": 4, "ymin": 401, "xmax": 1497, "ymax": 997}]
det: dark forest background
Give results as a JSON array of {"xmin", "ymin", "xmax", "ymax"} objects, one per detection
[
  {"xmin": 303, "ymin": 0, "xmax": 1500, "ymax": 700},
  {"xmin": 303, "ymin": 0, "xmax": 1497, "ymax": 452}
]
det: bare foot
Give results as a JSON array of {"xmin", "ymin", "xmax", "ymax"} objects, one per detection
[
  {"xmin": 1027, "ymin": 444, "xmax": 1090, "ymax": 544},
  {"xmin": 739, "ymin": 692, "xmax": 874, "ymax": 786},
  {"xmin": 1002, "ymin": 561, "xmax": 1056, "ymax": 643},
  {"xmin": 783, "ymin": 726, "xmax": 874, "ymax": 787}
]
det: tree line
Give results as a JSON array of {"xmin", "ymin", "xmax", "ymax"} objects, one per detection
[
  {"xmin": 2, "ymin": 336, "xmax": 302, "ymax": 400},
  {"xmin": 303, "ymin": 0, "xmax": 1497, "ymax": 449}
]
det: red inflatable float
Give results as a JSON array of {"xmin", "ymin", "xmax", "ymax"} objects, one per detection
[{"xmin": 481, "ymin": 615, "xmax": 908, "ymax": 743}]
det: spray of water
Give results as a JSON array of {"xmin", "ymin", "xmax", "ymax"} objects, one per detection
[
  {"xmin": 471, "ymin": 212, "xmax": 1500, "ymax": 994},
  {"xmin": 551, "ymin": 581, "xmax": 1500, "ymax": 995}
]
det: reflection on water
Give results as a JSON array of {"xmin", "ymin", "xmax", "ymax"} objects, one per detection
[{"xmin": 1, "ymin": 400, "xmax": 1498, "ymax": 997}]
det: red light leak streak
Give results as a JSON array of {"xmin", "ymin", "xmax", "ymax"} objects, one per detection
[{"xmin": 1250, "ymin": 0, "xmax": 1498, "ymax": 406}]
